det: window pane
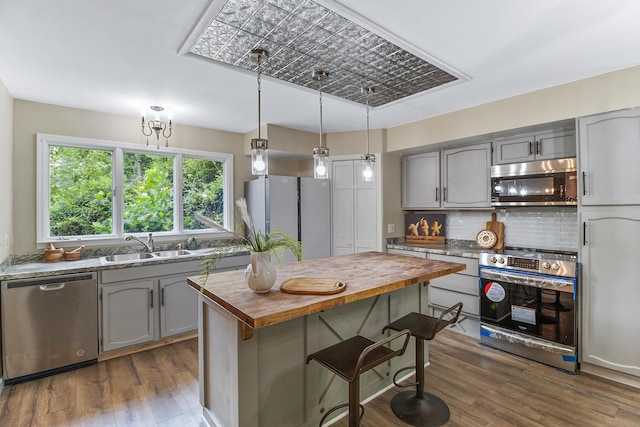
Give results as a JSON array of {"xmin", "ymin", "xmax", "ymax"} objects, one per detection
[
  {"xmin": 124, "ymin": 152, "xmax": 174, "ymax": 233},
  {"xmin": 183, "ymin": 157, "xmax": 225, "ymax": 230},
  {"xmin": 49, "ymin": 146, "xmax": 113, "ymax": 237}
]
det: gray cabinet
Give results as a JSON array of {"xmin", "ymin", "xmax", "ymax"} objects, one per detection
[
  {"xmin": 402, "ymin": 143, "xmax": 491, "ymax": 210},
  {"xmin": 578, "ymin": 109, "xmax": 640, "ymax": 205},
  {"xmin": 494, "ymin": 129, "xmax": 575, "ymax": 164},
  {"xmin": 427, "ymin": 253, "xmax": 480, "ymax": 338},
  {"xmin": 580, "ymin": 208, "xmax": 640, "ymax": 379},
  {"xmin": 99, "ymin": 254, "xmax": 249, "ymax": 353},
  {"xmin": 402, "ymin": 152, "xmax": 440, "ymax": 209},
  {"xmin": 101, "ymin": 279, "xmax": 155, "ymax": 352},
  {"xmin": 159, "ymin": 273, "xmax": 199, "ymax": 338},
  {"xmin": 442, "ymin": 143, "xmax": 492, "ymax": 208}
]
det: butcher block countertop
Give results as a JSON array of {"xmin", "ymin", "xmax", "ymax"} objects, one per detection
[{"xmin": 187, "ymin": 251, "xmax": 465, "ymax": 333}]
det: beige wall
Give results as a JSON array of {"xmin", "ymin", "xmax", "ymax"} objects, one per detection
[
  {"xmin": 387, "ymin": 65, "xmax": 640, "ymax": 152},
  {"xmin": 12, "ymin": 100, "xmax": 250, "ymax": 254},
  {"xmin": 0, "ymin": 78, "xmax": 13, "ymax": 264}
]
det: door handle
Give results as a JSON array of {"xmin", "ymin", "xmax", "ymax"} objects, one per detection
[{"xmin": 39, "ymin": 283, "xmax": 65, "ymax": 291}]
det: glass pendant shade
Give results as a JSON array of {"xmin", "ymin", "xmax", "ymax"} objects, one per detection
[
  {"xmin": 313, "ymin": 147, "xmax": 329, "ymax": 180},
  {"xmin": 251, "ymin": 138, "xmax": 268, "ymax": 175},
  {"xmin": 361, "ymin": 153, "xmax": 375, "ymax": 182}
]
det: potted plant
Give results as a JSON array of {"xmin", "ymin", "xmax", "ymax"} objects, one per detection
[{"xmin": 198, "ymin": 198, "xmax": 302, "ymax": 293}]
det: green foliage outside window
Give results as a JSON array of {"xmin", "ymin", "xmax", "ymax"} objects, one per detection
[
  {"xmin": 183, "ymin": 158, "xmax": 224, "ymax": 230},
  {"xmin": 49, "ymin": 146, "xmax": 113, "ymax": 236}
]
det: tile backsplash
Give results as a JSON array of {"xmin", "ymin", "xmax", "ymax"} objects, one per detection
[{"xmin": 442, "ymin": 208, "xmax": 578, "ymax": 252}]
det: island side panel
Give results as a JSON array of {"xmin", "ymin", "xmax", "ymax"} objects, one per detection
[{"xmin": 198, "ymin": 282, "xmax": 428, "ymax": 427}]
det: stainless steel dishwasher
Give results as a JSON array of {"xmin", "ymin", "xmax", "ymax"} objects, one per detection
[{"xmin": 1, "ymin": 272, "xmax": 98, "ymax": 384}]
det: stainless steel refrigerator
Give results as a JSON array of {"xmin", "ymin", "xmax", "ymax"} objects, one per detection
[{"xmin": 245, "ymin": 175, "xmax": 331, "ymax": 262}]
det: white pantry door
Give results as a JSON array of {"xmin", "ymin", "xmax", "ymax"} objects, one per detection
[{"xmin": 331, "ymin": 159, "xmax": 377, "ymax": 256}]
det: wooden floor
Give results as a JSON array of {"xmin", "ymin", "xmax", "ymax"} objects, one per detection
[{"xmin": 0, "ymin": 330, "xmax": 639, "ymax": 426}]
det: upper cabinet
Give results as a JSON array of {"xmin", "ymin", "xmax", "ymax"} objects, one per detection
[
  {"xmin": 578, "ymin": 109, "xmax": 640, "ymax": 206},
  {"xmin": 402, "ymin": 152, "xmax": 440, "ymax": 209},
  {"xmin": 402, "ymin": 142, "xmax": 492, "ymax": 210},
  {"xmin": 493, "ymin": 129, "xmax": 576, "ymax": 164}
]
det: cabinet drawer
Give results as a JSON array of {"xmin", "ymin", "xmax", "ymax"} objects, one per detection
[
  {"xmin": 429, "ymin": 287, "xmax": 479, "ymax": 316},
  {"xmin": 428, "ymin": 254, "xmax": 478, "ymax": 276},
  {"xmin": 387, "ymin": 249, "xmax": 427, "ymax": 258},
  {"xmin": 429, "ymin": 273, "xmax": 479, "ymax": 296}
]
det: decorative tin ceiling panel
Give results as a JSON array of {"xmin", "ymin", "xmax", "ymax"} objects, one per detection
[{"xmin": 189, "ymin": 0, "xmax": 460, "ymax": 107}]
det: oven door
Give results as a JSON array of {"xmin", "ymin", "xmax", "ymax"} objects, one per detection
[{"xmin": 479, "ymin": 268, "xmax": 576, "ymax": 347}]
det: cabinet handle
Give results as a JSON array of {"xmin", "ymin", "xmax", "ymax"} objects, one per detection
[
  {"xmin": 149, "ymin": 289, "xmax": 153, "ymax": 309},
  {"xmin": 583, "ymin": 222, "xmax": 588, "ymax": 246},
  {"xmin": 443, "ymin": 187, "xmax": 447, "ymax": 202},
  {"xmin": 529, "ymin": 141, "xmax": 533, "ymax": 156},
  {"xmin": 161, "ymin": 288, "xmax": 165, "ymax": 307},
  {"xmin": 582, "ymin": 172, "xmax": 587, "ymax": 196},
  {"xmin": 535, "ymin": 140, "xmax": 541, "ymax": 155},
  {"xmin": 435, "ymin": 187, "xmax": 439, "ymax": 202}
]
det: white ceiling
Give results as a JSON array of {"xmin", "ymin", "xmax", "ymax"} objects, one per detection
[{"xmin": 1, "ymin": 0, "xmax": 639, "ymax": 135}]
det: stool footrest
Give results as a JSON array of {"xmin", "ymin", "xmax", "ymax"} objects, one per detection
[
  {"xmin": 392, "ymin": 365, "xmax": 419, "ymax": 388},
  {"xmin": 319, "ymin": 402, "xmax": 364, "ymax": 427},
  {"xmin": 390, "ymin": 390, "xmax": 450, "ymax": 427}
]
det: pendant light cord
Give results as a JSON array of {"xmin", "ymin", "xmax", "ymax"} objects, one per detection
[
  {"xmin": 318, "ymin": 78, "xmax": 323, "ymax": 148},
  {"xmin": 365, "ymin": 90, "xmax": 370, "ymax": 154},
  {"xmin": 257, "ymin": 55, "xmax": 262, "ymax": 140}
]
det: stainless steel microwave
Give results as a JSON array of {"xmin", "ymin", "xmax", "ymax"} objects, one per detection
[{"xmin": 490, "ymin": 158, "xmax": 577, "ymax": 206}]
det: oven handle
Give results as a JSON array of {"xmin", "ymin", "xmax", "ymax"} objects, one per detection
[
  {"xmin": 480, "ymin": 269, "xmax": 574, "ymax": 289},
  {"xmin": 480, "ymin": 324, "xmax": 575, "ymax": 355}
]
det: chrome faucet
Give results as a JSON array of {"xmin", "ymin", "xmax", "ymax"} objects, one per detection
[{"xmin": 125, "ymin": 233, "xmax": 154, "ymax": 252}]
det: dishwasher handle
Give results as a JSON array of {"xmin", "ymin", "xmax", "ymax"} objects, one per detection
[{"xmin": 39, "ymin": 283, "xmax": 65, "ymax": 291}]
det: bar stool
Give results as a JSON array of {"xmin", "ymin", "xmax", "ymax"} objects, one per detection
[
  {"xmin": 382, "ymin": 302, "xmax": 463, "ymax": 427},
  {"xmin": 306, "ymin": 329, "xmax": 411, "ymax": 427}
]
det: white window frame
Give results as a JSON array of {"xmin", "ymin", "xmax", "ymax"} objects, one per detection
[{"xmin": 36, "ymin": 133, "xmax": 234, "ymax": 248}]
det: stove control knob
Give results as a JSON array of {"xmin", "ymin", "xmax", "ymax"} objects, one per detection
[
  {"xmin": 542, "ymin": 262, "xmax": 551, "ymax": 269},
  {"xmin": 491, "ymin": 256, "xmax": 498, "ymax": 263},
  {"xmin": 551, "ymin": 263, "xmax": 560, "ymax": 271},
  {"xmin": 497, "ymin": 257, "xmax": 505, "ymax": 264}
]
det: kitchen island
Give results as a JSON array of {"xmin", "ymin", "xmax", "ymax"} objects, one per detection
[{"xmin": 187, "ymin": 251, "xmax": 465, "ymax": 427}]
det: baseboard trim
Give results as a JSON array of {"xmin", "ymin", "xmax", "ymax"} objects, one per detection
[{"xmin": 98, "ymin": 331, "xmax": 197, "ymax": 362}]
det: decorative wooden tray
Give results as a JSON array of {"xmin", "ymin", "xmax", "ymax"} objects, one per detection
[{"xmin": 280, "ymin": 278, "xmax": 347, "ymax": 295}]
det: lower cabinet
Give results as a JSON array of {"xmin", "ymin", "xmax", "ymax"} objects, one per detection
[
  {"xmin": 427, "ymin": 253, "xmax": 480, "ymax": 338},
  {"xmin": 99, "ymin": 254, "xmax": 249, "ymax": 353}
]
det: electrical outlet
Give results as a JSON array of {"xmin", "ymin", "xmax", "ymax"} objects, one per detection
[{"xmin": 387, "ymin": 224, "xmax": 395, "ymax": 233}]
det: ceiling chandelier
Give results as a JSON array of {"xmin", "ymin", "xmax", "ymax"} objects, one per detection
[
  {"xmin": 361, "ymin": 87, "xmax": 375, "ymax": 182},
  {"xmin": 312, "ymin": 69, "xmax": 330, "ymax": 180},
  {"xmin": 250, "ymin": 48, "xmax": 269, "ymax": 176},
  {"xmin": 141, "ymin": 106, "xmax": 172, "ymax": 149}
]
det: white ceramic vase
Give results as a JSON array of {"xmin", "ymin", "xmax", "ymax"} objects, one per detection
[{"xmin": 245, "ymin": 251, "xmax": 277, "ymax": 293}]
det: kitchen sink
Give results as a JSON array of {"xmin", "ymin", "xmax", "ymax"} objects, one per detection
[
  {"xmin": 152, "ymin": 250, "xmax": 193, "ymax": 258},
  {"xmin": 103, "ymin": 253, "xmax": 155, "ymax": 262}
]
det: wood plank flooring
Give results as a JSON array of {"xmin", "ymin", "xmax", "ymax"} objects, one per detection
[{"xmin": 0, "ymin": 330, "xmax": 638, "ymax": 426}]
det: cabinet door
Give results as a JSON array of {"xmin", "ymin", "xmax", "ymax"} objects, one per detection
[
  {"xmin": 535, "ymin": 130, "xmax": 576, "ymax": 160},
  {"xmin": 332, "ymin": 160, "xmax": 355, "ymax": 255},
  {"xmin": 159, "ymin": 273, "xmax": 198, "ymax": 338},
  {"xmin": 493, "ymin": 135, "xmax": 535, "ymax": 164},
  {"xmin": 442, "ymin": 143, "xmax": 492, "ymax": 208},
  {"xmin": 578, "ymin": 109, "xmax": 640, "ymax": 205},
  {"xmin": 402, "ymin": 152, "xmax": 440, "ymax": 209},
  {"xmin": 581, "ymin": 209, "xmax": 640, "ymax": 377},
  {"xmin": 102, "ymin": 280, "xmax": 155, "ymax": 352}
]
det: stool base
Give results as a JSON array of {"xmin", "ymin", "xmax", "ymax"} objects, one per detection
[{"xmin": 390, "ymin": 390, "xmax": 450, "ymax": 427}]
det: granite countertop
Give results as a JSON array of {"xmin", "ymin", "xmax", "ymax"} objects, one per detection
[
  {"xmin": 386, "ymin": 238, "xmax": 487, "ymax": 259},
  {"xmin": 0, "ymin": 246, "xmax": 249, "ymax": 281}
]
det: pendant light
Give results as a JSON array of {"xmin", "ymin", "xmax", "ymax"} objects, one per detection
[
  {"xmin": 250, "ymin": 48, "xmax": 268, "ymax": 176},
  {"xmin": 361, "ymin": 87, "xmax": 376, "ymax": 182},
  {"xmin": 312, "ymin": 69, "xmax": 330, "ymax": 180}
]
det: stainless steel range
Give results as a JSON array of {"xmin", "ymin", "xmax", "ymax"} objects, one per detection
[{"xmin": 478, "ymin": 249, "xmax": 578, "ymax": 373}]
